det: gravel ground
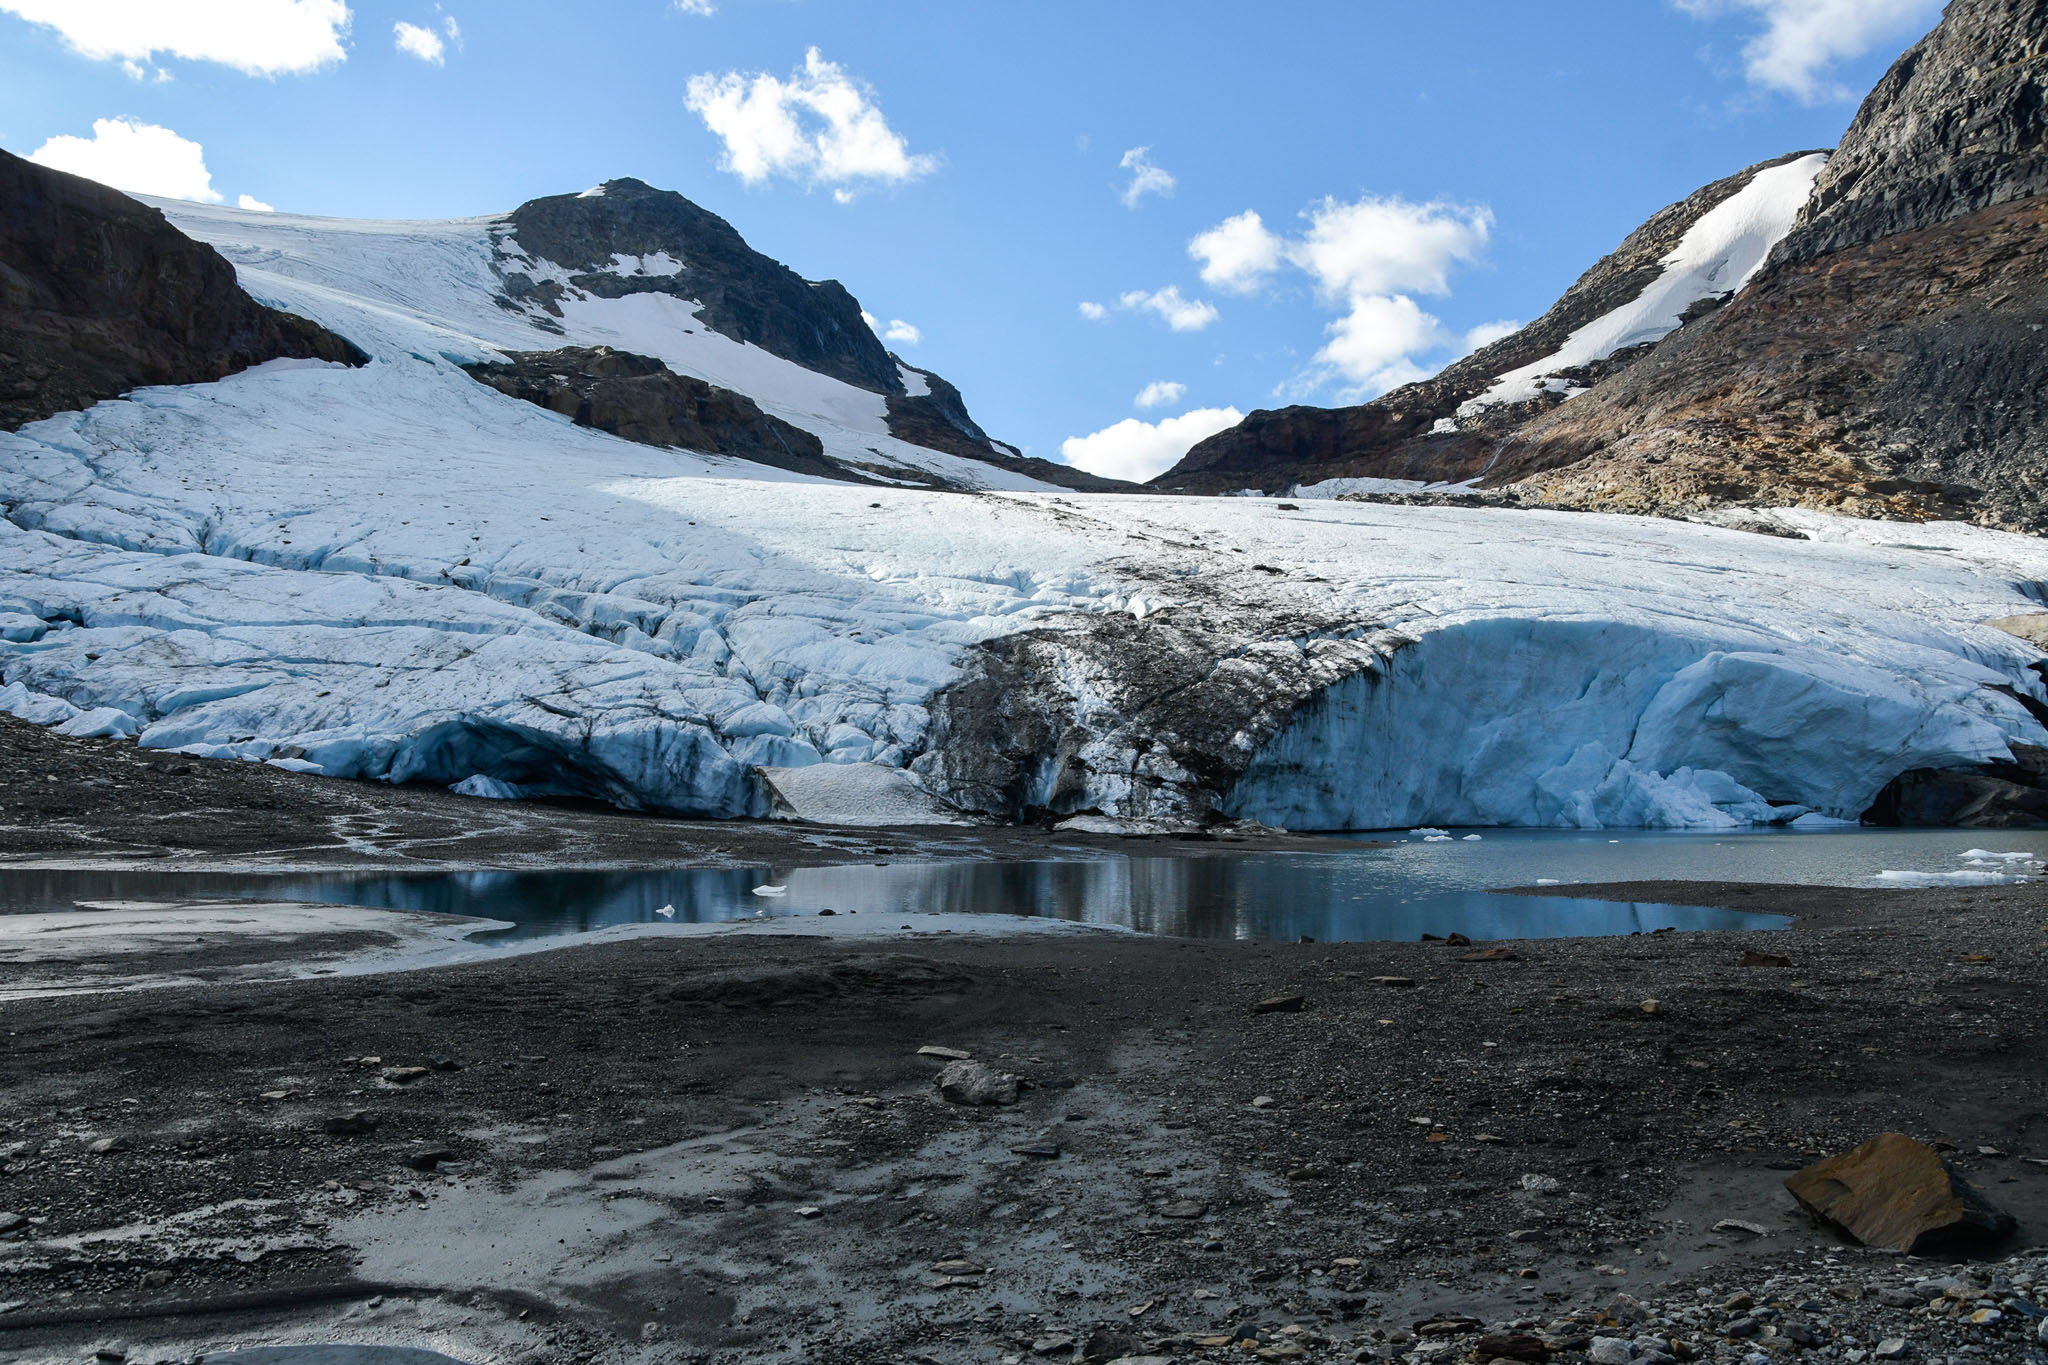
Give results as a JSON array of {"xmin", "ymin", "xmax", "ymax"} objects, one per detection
[{"xmin": 0, "ymin": 722, "xmax": 2043, "ymax": 1365}]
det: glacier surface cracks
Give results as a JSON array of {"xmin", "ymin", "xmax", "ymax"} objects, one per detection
[{"xmin": 5, "ymin": 201, "xmax": 2048, "ymax": 826}]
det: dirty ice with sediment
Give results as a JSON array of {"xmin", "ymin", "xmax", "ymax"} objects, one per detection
[{"xmin": 3, "ymin": 195, "xmax": 2048, "ymax": 830}]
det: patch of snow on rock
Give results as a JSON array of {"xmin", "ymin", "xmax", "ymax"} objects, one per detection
[{"xmin": 1460, "ymin": 153, "xmax": 1826, "ymax": 416}]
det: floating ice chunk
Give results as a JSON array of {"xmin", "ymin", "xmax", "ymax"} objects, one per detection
[
  {"xmin": 1462, "ymin": 834, "xmax": 1483, "ymax": 841},
  {"xmin": 1423, "ymin": 835, "xmax": 1455, "ymax": 842},
  {"xmin": 654, "ymin": 903, "xmax": 676, "ymax": 918},
  {"xmin": 1874, "ymin": 869, "xmax": 2029, "ymax": 887},
  {"xmin": 1958, "ymin": 849, "xmax": 2039, "ymax": 861},
  {"xmin": 1412, "ymin": 827, "xmax": 1451, "ymax": 837},
  {"xmin": 450, "ymin": 774, "xmax": 522, "ymax": 800},
  {"xmin": 751, "ymin": 884, "xmax": 789, "ymax": 897},
  {"xmin": 1534, "ymin": 878, "xmax": 1564, "ymax": 886}
]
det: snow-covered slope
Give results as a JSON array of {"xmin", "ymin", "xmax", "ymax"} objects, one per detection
[
  {"xmin": 146, "ymin": 197, "xmax": 1064, "ymax": 495},
  {"xmin": 5, "ymin": 199, "xmax": 2048, "ymax": 828}
]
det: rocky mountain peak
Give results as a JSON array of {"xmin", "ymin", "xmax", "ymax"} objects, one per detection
[
  {"xmin": 1772, "ymin": 0, "xmax": 2048, "ymax": 266},
  {"xmin": 499, "ymin": 176, "xmax": 902, "ymax": 394}
]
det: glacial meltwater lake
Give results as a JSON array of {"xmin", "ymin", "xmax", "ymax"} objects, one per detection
[{"xmin": 3, "ymin": 826, "xmax": 2045, "ymax": 945}]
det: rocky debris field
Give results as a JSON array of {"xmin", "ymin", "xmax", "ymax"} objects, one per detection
[{"xmin": 0, "ymin": 871, "xmax": 2039, "ymax": 1365}]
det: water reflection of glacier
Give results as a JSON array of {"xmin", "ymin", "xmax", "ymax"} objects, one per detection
[{"xmin": 16, "ymin": 826, "xmax": 2040, "ymax": 943}]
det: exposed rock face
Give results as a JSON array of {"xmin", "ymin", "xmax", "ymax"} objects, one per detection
[
  {"xmin": 0, "ymin": 148, "xmax": 365, "ymax": 431},
  {"xmin": 501, "ymin": 178, "xmax": 899, "ymax": 394},
  {"xmin": 914, "ymin": 585, "xmax": 1394, "ymax": 825},
  {"xmin": 460, "ymin": 345, "xmax": 844, "ymax": 479},
  {"xmin": 1152, "ymin": 152, "xmax": 1823, "ymax": 495},
  {"xmin": 1772, "ymin": 0, "xmax": 2048, "ymax": 265},
  {"xmin": 1785, "ymin": 1132, "xmax": 2016, "ymax": 1252}
]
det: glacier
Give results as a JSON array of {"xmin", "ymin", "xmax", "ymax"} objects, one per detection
[{"xmin": 4, "ymin": 198, "xmax": 2048, "ymax": 828}]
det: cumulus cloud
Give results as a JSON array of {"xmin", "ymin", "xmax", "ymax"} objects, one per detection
[
  {"xmin": 237, "ymin": 193, "xmax": 276, "ymax": 212},
  {"xmin": 1078, "ymin": 301, "xmax": 1109, "ymax": 321},
  {"xmin": 393, "ymin": 20, "xmax": 443, "ymax": 64},
  {"xmin": 1190, "ymin": 194, "xmax": 1493, "ymax": 398},
  {"xmin": 1190, "ymin": 210, "xmax": 1284, "ymax": 294},
  {"xmin": 1118, "ymin": 146, "xmax": 1175, "ymax": 208},
  {"xmin": 883, "ymin": 319, "xmax": 921, "ymax": 345},
  {"xmin": 673, "ymin": 0, "xmax": 715, "ymax": 12},
  {"xmin": 1119, "ymin": 285, "xmax": 1219, "ymax": 333},
  {"xmin": 29, "ymin": 118, "xmax": 223, "ymax": 203},
  {"xmin": 685, "ymin": 47, "xmax": 937, "ymax": 197},
  {"xmin": 1061, "ymin": 407, "xmax": 1243, "ymax": 483},
  {"xmin": 0, "ymin": 0, "xmax": 352, "ymax": 78},
  {"xmin": 1674, "ymin": 0, "xmax": 1940, "ymax": 102},
  {"xmin": 1134, "ymin": 381, "xmax": 1185, "ymax": 410}
]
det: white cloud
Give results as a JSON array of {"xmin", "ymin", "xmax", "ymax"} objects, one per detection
[
  {"xmin": 28, "ymin": 118, "xmax": 222, "ymax": 203},
  {"xmin": 1134, "ymin": 381, "xmax": 1185, "ymax": 410},
  {"xmin": 861, "ymin": 309, "xmax": 880, "ymax": 331},
  {"xmin": 883, "ymin": 319, "xmax": 921, "ymax": 345},
  {"xmin": 1078, "ymin": 301, "xmax": 1109, "ymax": 321},
  {"xmin": 1674, "ymin": 0, "xmax": 1941, "ymax": 102},
  {"xmin": 442, "ymin": 15, "xmax": 462, "ymax": 50},
  {"xmin": 1190, "ymin": 194, "xmax": 1493, "ymax": 398},
  {"xmin": 393, "ymin": 20, "xmax": 443, "ymax": 64},
  {"xmin": 1118, "ymin": 146, "xmax": 1175, "ymax": 208},
  {"xmin": 1314, "ymin": 294, "xmax": 1444, "ymax": 397},
  {"xmin": 685, "ymin": 47, "xmax": 937, "ymax": 197},
  {"xmin": 1118, "ymin": 285, "xmax": 1219, "ymax": 333},
  {"xmin": 237, "ymin": 193, "xmax": 276, "ymax": 212},
  {"xmin": 673, "ymin": 0, "xmax": 715, "ymax": 12},
  {"xmin": 1190, "ymin": 210, "xmax": 1284, "ymax": 293},
  {"xmin": 0, "ymin": 0, "xmax": 352, "ymax": 78},
  {"xmin": 1060, "ymin": 407, "xmax": 1243, "ymax": 483},
  {"xmin": 1288, "ymin": 195, "xmax": 1492, "ymax": 301}
]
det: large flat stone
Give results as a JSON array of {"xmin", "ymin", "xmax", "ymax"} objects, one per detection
[{"xmin": 1785, "ymin": 1132, "xmax": 2016, "ymax": 1253}]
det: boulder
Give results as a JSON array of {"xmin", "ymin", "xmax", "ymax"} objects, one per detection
[
  {"xmin": 933, "ymin": 1059, "xmax": 1019, "ymax": 1106},
  {"xmin": 1785, "ymin": 1132, "xmax": 2016, "ymax": 1252}
]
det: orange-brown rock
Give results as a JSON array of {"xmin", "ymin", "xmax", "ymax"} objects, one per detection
[{"xmin": 1785, "ymin": 1132, "xmax": 2016, "ymax": 1253}]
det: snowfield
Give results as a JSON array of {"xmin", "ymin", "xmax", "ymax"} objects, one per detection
[{"xmin": 4, "ymin": 196, "xmax": 2048, "ymax": 828}]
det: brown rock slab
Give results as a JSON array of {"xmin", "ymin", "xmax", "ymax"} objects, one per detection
[
  {"xmin": 1475, "ymin": 1334, "xmax": 1552, "ymax": 1362},
  {"xmin": 1785, "ymin": 1132, "xmax": 2017, "ymax": 1252},
  {"xmin": 1737, "ymin": 950, "xmax": 1791, "ymax": 968}
]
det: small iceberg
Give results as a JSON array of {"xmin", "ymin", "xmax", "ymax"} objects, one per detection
[{"xmin": 751, "ymin": 884, "xmax": 789, "ymax": 898}]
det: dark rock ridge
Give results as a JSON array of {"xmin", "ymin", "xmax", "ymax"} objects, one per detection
[
  {"xmin": 1494, "ymin": 0, "xmax": 2048, "ymax": 531},
  {"xmin": 0, "ymin": 148, "xmax": 365, "ymax": 432},
  {"xmin": 500, "ymin": 178, "xmax": 899, "ymax": 394},
  {"xmin": 460, "ymin": 345, "xmax": 860, "ymax": 482},
  {"xmin": 1150, "ymin": 151, "xmax": 1824, "ymax": 495}
]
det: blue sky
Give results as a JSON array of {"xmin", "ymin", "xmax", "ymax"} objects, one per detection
[{"xmin": 0, "ymin": 0, "xmax": 1944, "ymax": 480}]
